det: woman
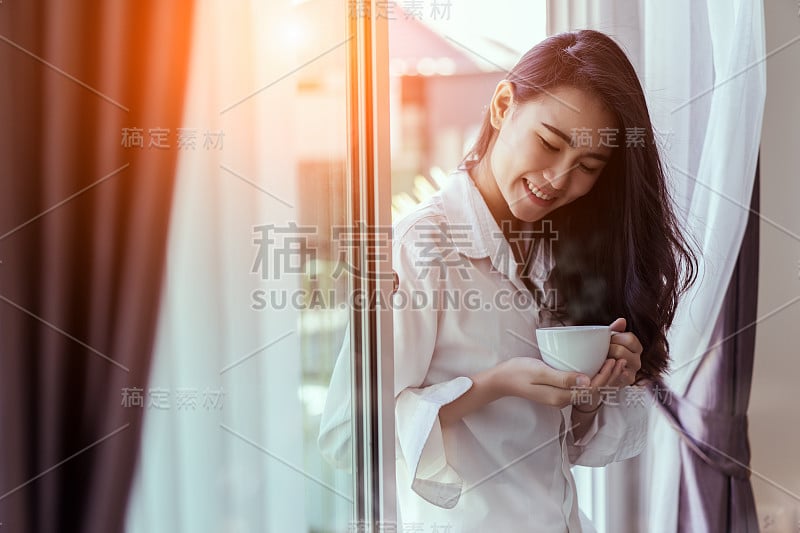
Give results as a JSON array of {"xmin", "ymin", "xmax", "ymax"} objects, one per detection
[{"xmin": 319, "ymin": 29, "xmax": 697, "ymax": 532}]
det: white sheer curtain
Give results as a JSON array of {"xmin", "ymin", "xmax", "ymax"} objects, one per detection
[
  {"xmin": 643, "ymin": 2, "xmax": 765, "ymax": 532},
  {"xmin": 546, "ymin": 1, "xmax": 766, "ymax": 532},
  {"xmin": 124, "ymin": 2, "xmax": 325, "ymax": 532}
]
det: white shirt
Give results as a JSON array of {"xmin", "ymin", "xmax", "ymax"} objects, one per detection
[{"xmin": 319, "ymin": 169, "xmax": 649, "ymax": 533}]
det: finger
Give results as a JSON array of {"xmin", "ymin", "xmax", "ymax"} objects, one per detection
[
  {"xmin": 610, "ymin": 331, "xmax": 643, "ymax": 355},
  {"xmin": 607, "ymin": 344, "xmax": 641, "ymax": 374},
  {"xmin": 525, "ymin": 384, "xmax": 574, "ymax": 407},
  {"xmin": 617, "ymin": 370, "xmax": 635, "ymax": 387},
  {"xmin": 539, "ymin": 365, "xmax": 591, "ymax": 390},
  {"xmin": 622, "ymin": 364, "xmax": 640, "ymax": 385},
  {"xmin": 608, "ymin": 358, "xmax": 628, "ymax": 387},
  {"xmin": 609, "ymin": 317, "xmax": 626, "ymax": 333},
  {"xmin": 607, "ymin": 343, "xmax": 628, "ymax": 359},
  {"xmin": 590, "ymin": 358, "xmax": 616, "ymax": 388}
]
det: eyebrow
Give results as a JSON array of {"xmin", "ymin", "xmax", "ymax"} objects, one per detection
[{"xmin": 541, "ymin": 122, "xmax": 611, "ymax": 162}]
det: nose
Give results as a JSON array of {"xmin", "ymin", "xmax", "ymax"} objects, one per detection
[{"xmin": 543, "ymin": 166, "xmax": 570, "ymax": 191}]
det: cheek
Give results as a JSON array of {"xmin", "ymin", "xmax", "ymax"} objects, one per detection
[
  {"xmin": 528, "ymin": 143, "xmax": 560, "ymax": 174},
  {"xmin": 571, "ymin": 174, "xmax": 601, "ymax": 197},
  {"xmin": 489, "ymin": 134, "xmax": 518, "ymax": 185},
  {"xmin": 491, "ymin": 130, "xmax": 547, "ymax": 185}
]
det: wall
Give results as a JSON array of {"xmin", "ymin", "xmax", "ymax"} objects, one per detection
[{"xmin": 750, "ymin": 1, "xmax": 800, "ymax": 531}]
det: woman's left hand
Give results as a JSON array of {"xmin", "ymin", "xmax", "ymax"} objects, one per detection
[
  {"xmin": 572, "ymin": 317, "xmax": 642, "ymax": 413},
  {"xmin": 606, "ymin": 317, "xmax": 642, "ymax": 388}
]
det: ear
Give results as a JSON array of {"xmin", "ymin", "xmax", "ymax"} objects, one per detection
[{"xmin": 489, "ymin": 80, "xmax": 515, "ymax": 130}]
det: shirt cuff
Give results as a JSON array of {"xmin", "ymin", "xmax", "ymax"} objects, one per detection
[
  {"xmin": 571, "ymin": 406, "xmax": 601, "ymax": 446},
  {"xmin": 565, "ymin": 398, "xmax": 650, "ymax": 467},
  {"xmin": 396, "ymin": 376, "xmax": 473, "ymax": 508}
]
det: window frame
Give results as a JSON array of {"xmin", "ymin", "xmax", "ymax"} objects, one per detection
[{"xmin": 346, "ymin": 2, "xmax": 397, "ymax": 529}]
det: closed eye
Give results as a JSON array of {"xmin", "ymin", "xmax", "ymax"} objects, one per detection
[
  {"xmin": 539, "ymin": 134, "xmax": 601, "ymax": 173},
  {"xmin": 538, "ymin": 135, "xmax": 558, "ymax": 152}
]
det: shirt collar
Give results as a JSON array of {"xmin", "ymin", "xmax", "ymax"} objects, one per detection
[
  {"xmin": 439, "ymin": 168, "xmax": 496, "ymax": 259},
  {"xmin": 439, "ymin": 168, "xmax": 556, "ymax": 287}
]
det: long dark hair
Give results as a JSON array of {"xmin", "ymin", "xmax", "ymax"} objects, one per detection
[{"xmin": 461, "ymin": 29, "xmax": 698, "ymax": 382}]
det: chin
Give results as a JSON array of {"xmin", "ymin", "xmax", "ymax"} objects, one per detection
[{"xmin": 510, "ymin": 207, "xmax": 549, "ymax": 223}]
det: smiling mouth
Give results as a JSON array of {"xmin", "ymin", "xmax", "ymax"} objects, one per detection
[{"xmin": 525, "ymin": 178, "xmax": 558, "ymax": 202}]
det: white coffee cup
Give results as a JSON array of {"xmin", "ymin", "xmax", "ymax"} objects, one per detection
[{"xmin": 535, "ymin": 325, "xmax": 616, "ymax": 376}]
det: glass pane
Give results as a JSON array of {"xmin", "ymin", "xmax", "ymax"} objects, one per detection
[{"xmin": 125, "ymin": 1, "xmax": 355, "ymax": 532}]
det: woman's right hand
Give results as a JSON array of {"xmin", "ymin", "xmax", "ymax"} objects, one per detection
[
  {"xmin": 439, "ymin": 356, "xmax": 594, "ymax": 425},
  {"xmin": 491, "ymin": 357, "xmax": 592, "ymax": 408}
]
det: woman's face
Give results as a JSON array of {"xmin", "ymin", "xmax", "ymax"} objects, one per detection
[{"xmin": 478, "ymin": 83, "xmax": 617, "ymax": 224}]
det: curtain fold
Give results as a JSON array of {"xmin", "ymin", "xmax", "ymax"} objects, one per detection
[
  {"xmin": 0, "ymin": 3, "xmax": 195, "ymax": 532},
  {"xmin": 545, "ymin": 1, "xmax": 765, "ymax": 532},
  {"xmin": 663, "ymin": 158, "xmax": 760, "ymax": 532}
]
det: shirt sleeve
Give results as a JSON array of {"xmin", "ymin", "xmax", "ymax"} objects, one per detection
[
  {"xmin": 565, "ymin": 385, "xmax": 650, "ymax": 466},
  {"xmin": 318, "ymin": 230, "xmax": 474, "ymax": 509},
  {"xmin": 393, "ymin": 237, "xmax": 472, "ymax": 509},
  {"xmin": 317, "ymin": 327, "xmax": 355, "ymax": 471}
]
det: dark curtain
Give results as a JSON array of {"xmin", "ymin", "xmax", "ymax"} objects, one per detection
[
  {"xmin": 653, "ymin": 155, "xmax": 761, "ymax": 532},
  {"xmin": 0, "ymin": 3, "xmax": 195, "ymax": 532}
]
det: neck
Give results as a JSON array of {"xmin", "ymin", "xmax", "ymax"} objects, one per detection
[{"xmin": 469, "ymin": 153, "xmax": 521, "ymax": 238}]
